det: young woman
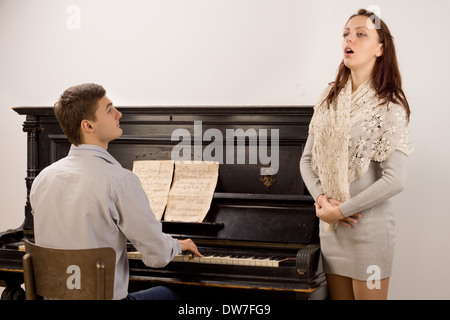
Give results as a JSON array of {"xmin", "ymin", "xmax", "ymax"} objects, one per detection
[{"xmin": 300, "ymin": 9, "xmax": 413, "ymax": 299}]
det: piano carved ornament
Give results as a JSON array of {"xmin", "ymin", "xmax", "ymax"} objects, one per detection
[{"xmin": 0, "ymin": 106, "xmax": 327, "ymax": 300}]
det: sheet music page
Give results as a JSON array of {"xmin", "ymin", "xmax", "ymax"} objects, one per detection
[
  {"xmin": 164, "ymin": 161, "xmax": 219, "ymax": 222},
  {"xmin": 132, "ymin": 160, "xmax": 174, "ymax": 220}
]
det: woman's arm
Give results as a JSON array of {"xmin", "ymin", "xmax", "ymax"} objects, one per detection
[
  {"xmin": 300, "ymin": 134, "xmax": 407, "ymax": 227},
  {"xmin": 338, "ymin": 150, "xmax": 409, "ymax": 217},
  {"xmin": 299, "ymin": 134, "xmax": 324, "ymax": 202}
]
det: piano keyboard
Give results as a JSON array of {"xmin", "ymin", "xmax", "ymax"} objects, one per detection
[{"xmin": 128, "ymin": 250, "xmax": 293, "ymax": 268}]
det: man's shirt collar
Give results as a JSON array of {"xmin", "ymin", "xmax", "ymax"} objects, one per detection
[{"xmin": 68, "ymin": 144, "xmax": 122, "ymax": 167}]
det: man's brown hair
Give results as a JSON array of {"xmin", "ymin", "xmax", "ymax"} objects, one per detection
[{"xmin": 54, "ymin": 83, "xmax": 106, "ymax": 145}]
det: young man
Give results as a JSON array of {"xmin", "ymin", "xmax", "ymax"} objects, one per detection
[{"xmin": 30, "ymin": 83, "xmax": 202, "ymax": 300}]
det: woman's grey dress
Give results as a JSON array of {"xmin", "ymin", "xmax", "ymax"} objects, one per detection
[{"xmin": 300, "ymin": 134, "xmax": 408, "ymax": 280}]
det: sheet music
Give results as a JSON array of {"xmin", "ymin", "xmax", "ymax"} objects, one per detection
[
  {"xmin": 132, "ymin": 160, "xmax": 174, "ymax": 220},
  {"xmin": 164, "ymin": 161, "xmax": 219, "ymax": 222},
  {"xmin": 132, "ymin": 160, "xmax": 219, "ymax": 222}
]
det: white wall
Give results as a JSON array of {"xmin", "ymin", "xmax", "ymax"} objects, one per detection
[{"xmin": 1, "ymin": 0, "xmax": 449, "ymax": 299}]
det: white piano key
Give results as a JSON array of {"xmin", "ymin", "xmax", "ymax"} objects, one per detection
[{"xmin": 127, "ymin": 251, "xmax": 281, "ymax": 267}]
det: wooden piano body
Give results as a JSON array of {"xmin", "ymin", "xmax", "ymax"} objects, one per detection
[{"xmin": 0, "ymin": 106, "xmax": 327, "ymax": 300}]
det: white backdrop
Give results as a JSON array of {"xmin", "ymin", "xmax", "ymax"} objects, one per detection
[{"xmin": 1, "ymin": 0, "xmax": 449, "ymax": 299}]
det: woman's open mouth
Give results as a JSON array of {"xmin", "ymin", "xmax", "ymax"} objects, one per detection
[{"xmin": 344, "ymin": 47, "xmax": 354, "ymax": 56}]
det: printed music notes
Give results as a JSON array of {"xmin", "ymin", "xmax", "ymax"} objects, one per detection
[
  {"xmin": 165, "ymin": 161, "xmax": 219, "ymax": 222},
  {"xmin": 132, "ymin": 160, "xmax": 219, "ymax": 222},
  {"xmin": 132, "ymin": 160, "xmax": 174, "ymax": 220}
]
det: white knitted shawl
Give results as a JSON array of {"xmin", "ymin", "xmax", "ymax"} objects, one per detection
[{"xmin": 309, "ymin": 78, "xmax": 414, "ymax": 231}]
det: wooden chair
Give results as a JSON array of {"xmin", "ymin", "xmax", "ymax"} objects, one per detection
[{"xmin": 22, "ymin": 240, "xmax": 115, "ymax": 300}]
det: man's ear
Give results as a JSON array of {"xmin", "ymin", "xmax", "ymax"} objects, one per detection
[{"xmin": 80, "ymin": 119, "xmax": 94, "ymax": 133}]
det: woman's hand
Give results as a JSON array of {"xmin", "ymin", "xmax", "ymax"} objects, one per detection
[
  {"xmin": 338, "ymin": 212, "xmax": 362, "ymax": 228},
  {"xmin": 314, "ymin": 195, "xmax": 344, "ymax": 224},
  {"xmin": 315, "ymin": 195, "xmax": 361, "ymax": 227}
]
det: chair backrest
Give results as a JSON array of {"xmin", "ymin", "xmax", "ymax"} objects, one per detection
[{"xmin": 22, "ymin": 240, "xmax": 116, "ymax": 300}]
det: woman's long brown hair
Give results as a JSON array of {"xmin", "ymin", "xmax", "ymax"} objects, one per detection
[{"xmin": 324, "ymin": 9, "xmax": 410, "ymax": 122}]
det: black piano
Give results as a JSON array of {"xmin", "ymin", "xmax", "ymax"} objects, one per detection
[{"xmin": 0, "ymin": 106, "xmax": 327, "ymax": 300}]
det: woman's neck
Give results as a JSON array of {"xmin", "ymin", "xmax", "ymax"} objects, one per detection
[{"xmin": 350, "ymin": 66, "xmax": 373, "ymax": 92}]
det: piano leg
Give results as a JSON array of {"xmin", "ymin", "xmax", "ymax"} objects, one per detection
[
  {"xmin": 299, "ymin": 284, "xmax": 329, "ymax": 300},
  {"xmin": 0, "ymin": 282, "xmax": 25, "ymax": 300},
  {"xmin": 0, "ymin": 267, "xmax": 25, "ymax": 300}
]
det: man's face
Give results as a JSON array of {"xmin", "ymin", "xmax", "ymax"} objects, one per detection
[{"xmin": 90, "ymin": 96, "xmax": 123, "ymax": 147}]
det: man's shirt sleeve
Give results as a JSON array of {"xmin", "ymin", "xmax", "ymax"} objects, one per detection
[{"xmin": 113, "ymin": 172, "xmax": 181, "ymax": 268}]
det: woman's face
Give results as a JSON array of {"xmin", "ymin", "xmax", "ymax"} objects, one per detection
[{"xmin": 342, "ymin": 15, "xmax": 383, "ymax": 73}]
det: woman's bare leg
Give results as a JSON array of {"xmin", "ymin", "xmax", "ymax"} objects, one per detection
[
  {"xmin": 352, "ymin": 277, "xmax": 390, "ymax": 300},
  {"xmin": 325, "ymin": 274, "xmax": 355, "ymax": 300}
]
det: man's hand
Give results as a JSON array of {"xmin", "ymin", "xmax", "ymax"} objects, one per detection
[{"xmin": 179, "ymin": 238, "xmax": 203, "ymax": 257}]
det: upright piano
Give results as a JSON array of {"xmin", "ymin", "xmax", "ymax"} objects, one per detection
[{"xmin": 0, "ymin": 106, "xmax": 327, "ymax": 300}]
